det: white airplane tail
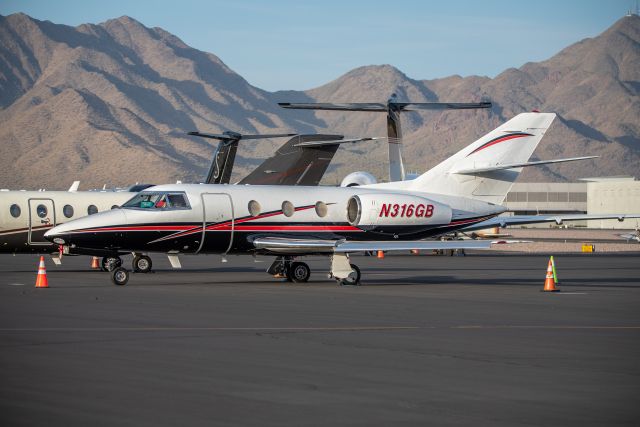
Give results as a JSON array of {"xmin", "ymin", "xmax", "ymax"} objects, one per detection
[{"xmin": 407, "ymin": 112, "xmax": 557, "ymax": 204}]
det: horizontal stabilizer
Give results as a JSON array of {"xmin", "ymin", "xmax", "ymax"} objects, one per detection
[
  {"xmin": 294, "ymin": 137, "xmax": 382, "ymax": 147},
  {"xmin": 279, "ymin": 102, "xmax": 387, "ymax": 112},
  {"xmin": 452, "ymin": 156, "xmax": 598, "ymax": 174},
  {"xmin": 396, "ymin": 102, "xmax": 492, "ymax": 111},
  {"xmin": 188, "ymin": 131, "xmax": 296, "ymax": 141},
  {"xmin": 279, "ymin": 102, "xmax": 491, "ymax": 112}
]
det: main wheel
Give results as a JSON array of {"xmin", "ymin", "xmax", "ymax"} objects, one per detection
[
  {"xmin": 111, "ymin": 267, "xmax": 129, "ymax": 286},
  {"xmin": 339, "ymin": 264, "xmax": 361, "ymax": 286},
  {"xmin": 102, "ymin": 256, "xmax": 122, "ymax": 272},
  {"xmin": 132, "ymin": 255, "xmax": 152, "ymax": 273},
  {"xmin": 287, "ymin": 262, "xmax": 311, "ymax": 283}
]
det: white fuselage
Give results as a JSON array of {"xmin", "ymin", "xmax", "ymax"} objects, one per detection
[
  {"xmin": 45, "ymin": 183, "xmax": 505, "ymax": 256},
  {"xmin": 0, "ymin": 190, "xmax": 134, "ymax": 253}
]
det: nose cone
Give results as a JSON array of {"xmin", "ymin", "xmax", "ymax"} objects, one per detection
[{"xmin": 45, "ymin": 209, "xmax": 127, "ymax": 246}]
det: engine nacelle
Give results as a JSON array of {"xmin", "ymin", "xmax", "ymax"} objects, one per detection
[
  {"xmin": 341, "ymin": 171, "xmax": 377, "ymax": 187},
  {"xmin": 347, "ymin": 193, "xmax": 452, "ymax": 230}
]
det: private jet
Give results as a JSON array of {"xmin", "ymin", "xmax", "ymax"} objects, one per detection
[
  {"xmin": 45, "ymin": 112, "xmax": 640, "ymax": 286},
  {"xmin": 1, "ymin": 132, "xmax": 374, "ymax": 271}
]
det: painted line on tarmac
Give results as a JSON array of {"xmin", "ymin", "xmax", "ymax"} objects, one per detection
[
  {"xmin": 6, "ymin": 283, "xmax": 25, "ymax": 286},
  {"xmin": 0, "ymin": 326, "xmax": 422, "ymax": 333},
  {"xmin": 455, "ymin": 325, "xmax": 640, "ymax": 330},
  {"xmin": 554, "ymin": 292, "xmax": 588, "ymax": 295},
  {"xmin": 0, "ymin": 325, "xmax": 639, "ymax": 332}
]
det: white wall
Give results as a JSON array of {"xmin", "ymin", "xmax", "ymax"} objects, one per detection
[{"xmin": 587, "ymin": 181, "xmax": 640, "ymax": 229}]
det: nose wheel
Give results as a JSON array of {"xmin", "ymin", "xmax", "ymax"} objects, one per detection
[{"xmin": 111, "ymin": 267, "xmax": 130, "ymax": 286}]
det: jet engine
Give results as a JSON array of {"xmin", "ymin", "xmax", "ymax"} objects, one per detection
[
  {"xmin": 340, "ymin": 171, "xmax": 377, "ymax": 187},
  {"xmin": 347, "ymin": 193, "xmax": 452, "ymax": 230}
]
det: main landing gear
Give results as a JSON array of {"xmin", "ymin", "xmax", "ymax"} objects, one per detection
[
  {"xmin": 337, "ymin": 264, "xmax": 360, "ymax": 286},
  {"xmin": 267, "ymin": 257, "xmax": 311, "ymax": 283},
  {"xmin": 330, "ymin": 253, "xmax": 361, "ymax": 286},
  {"xmin": 267, "ymin": 254, "xmax": 361, "ymax": 286}
]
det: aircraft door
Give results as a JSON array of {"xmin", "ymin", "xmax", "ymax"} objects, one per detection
[
  {"xmin": 197, "ymin": 193, "xmax": 234, "ymax": 254},
  {"xmin": 28, "ymin": 198, "xmax": 56, "ymax": 245}
]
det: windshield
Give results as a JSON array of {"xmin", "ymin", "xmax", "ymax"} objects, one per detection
[{"xmin": 122, "ymin": 192, "xmax": 191, "ymax": 210}]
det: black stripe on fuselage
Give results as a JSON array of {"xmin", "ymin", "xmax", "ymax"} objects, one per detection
[{"xmin": 51, "ymin": 213, "xmax": 497, "ymax": 254}]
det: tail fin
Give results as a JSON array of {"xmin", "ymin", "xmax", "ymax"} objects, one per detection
[
  {"xmin": 409, "ymin": 112, "xmax": 556, "ymax": 204},
  {"xmin": 238, "ymin": 134, "xmax": 343, "ymax": 185}
]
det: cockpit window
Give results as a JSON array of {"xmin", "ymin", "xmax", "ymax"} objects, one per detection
[
  {"xmin": 166, "ymin": 194, "xmax": 188, "ymax": 208},
  {"xmin": 122, "ymin": 192, "xmax": 191, "ymax": 210}
]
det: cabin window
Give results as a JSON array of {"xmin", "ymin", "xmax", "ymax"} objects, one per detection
[
  {"xmin": 63, "ymin": 205, "xmax": 74, "ymax": 218},
  {"xmin": 36, "ymin": 204, "xmax": 48, "ymax": 218},
  {"xmin": 9, "ymin": 204, "xmax": 21, "ymax": 218},
  {"xmin": 315, "ymin": 201, "xmax": 328, "ymax": 218},
  {"xmin": 282, "ymin": 201, "xmax": 295, "ymax": 217},
  {"xmin": 248, "ymin": 200, "xmax": 261, "ymax": 217},
  {"xmin": 87, "ymin": 205, "xmax": 98, "ymax": 215}
]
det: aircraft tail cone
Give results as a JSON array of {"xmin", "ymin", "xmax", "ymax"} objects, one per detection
[
  {"xmin": 91, "ymin": 256, "xmax": 100, "ymax": 270},
  {"xmin": 377, "ymin": 250, "xmax": 385, "ymax": 259},
  {"xmin": 35, "ymin": 256, "xmax": 49, "ymax": 288},
  {"xmin": 542, "ymin": 258, "xmax": 559, "ymax": 292}
]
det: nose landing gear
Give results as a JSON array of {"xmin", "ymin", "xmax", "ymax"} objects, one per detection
[
  {"xmin": 101, "ymin": 256, "xmax": 122, "ymax": 272},
  {"xmin": 111, "ymin": 267, "xmax": 129, "ymax": 286}
]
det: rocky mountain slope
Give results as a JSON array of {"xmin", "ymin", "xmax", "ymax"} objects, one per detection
[{"xmin": 0, "ymin": 13, "xmax": 638, "ymax": 189}]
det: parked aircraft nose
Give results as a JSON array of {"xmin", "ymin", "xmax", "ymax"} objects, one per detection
[{"xmin": 44, "ymin": 209, "xmax": 127, "ymax": 246}]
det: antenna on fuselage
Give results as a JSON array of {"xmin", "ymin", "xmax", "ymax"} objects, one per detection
[
  {"xmin": 279, "ymin": 95, "xmax": 492, "ymax": 181},
  {"xmin": 188, "ymin": 131, "xmax": 296, "ymax": 184}
]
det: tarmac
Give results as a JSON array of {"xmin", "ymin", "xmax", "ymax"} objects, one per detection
[{"xmin": 1, "ymin": 252, "xmax": 639, "ymax": 426}]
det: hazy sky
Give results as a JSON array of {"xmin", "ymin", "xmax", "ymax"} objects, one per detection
[{"xmin": 1, "ymin": 0, "xmax": 634, "ymax": 91}]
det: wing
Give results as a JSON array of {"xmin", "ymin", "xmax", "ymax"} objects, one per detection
[
  {"xmin": 251, "ymin": 237, "xmax": 527, "ymax": 255},
  {"xmin": 462, "ymin": 214, "xmax": 640, "ymax": 231}
]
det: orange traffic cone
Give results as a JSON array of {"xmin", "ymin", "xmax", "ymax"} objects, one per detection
[
  {"xmin": 377, "ymin": 250, "xmax": 385, "ymax": 259},
  {"xmin": 91, "ymin": 256, "xmax": 100, "ymax": 270},
  {"xmin": 542, "ymin": 258, "xmax": 559, "ymax": 292},
  {"xmin": 35, "ymin": 256, "xmax": 49, "ymax": 288}
]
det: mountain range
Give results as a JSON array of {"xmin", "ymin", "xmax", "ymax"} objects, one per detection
[{"xmin": 0, "ymin": 12, "xmax": 638, "ymax": 189}]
